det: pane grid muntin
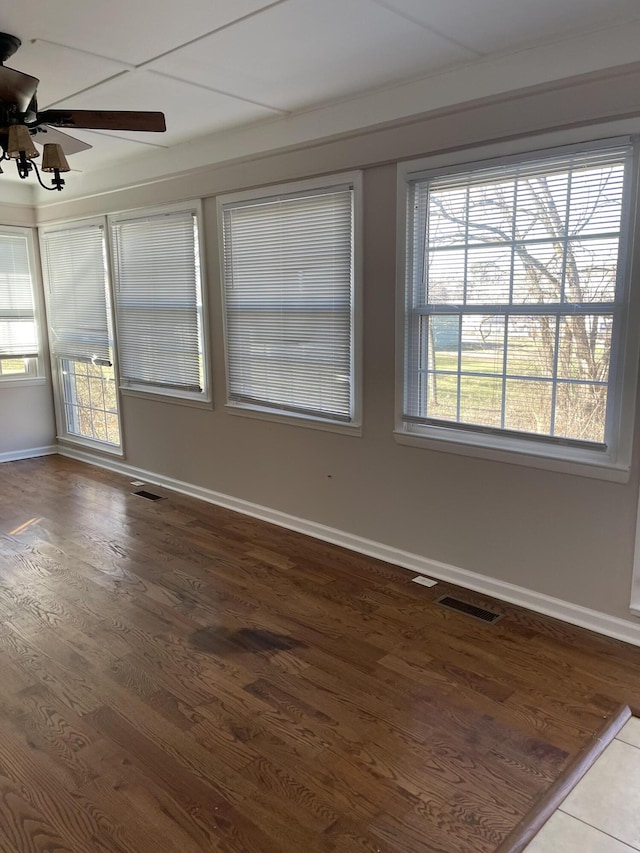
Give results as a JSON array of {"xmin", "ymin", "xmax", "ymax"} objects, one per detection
[
  {"xmin": 414, "ymin": 308, "xmax": 616, "ymax": 444},
  {"xmin": 61, "ymin": 358, "xmax": 120, "ymax": 446},
  {"xmin": 407, "ymin": 146, "xmax": 629, "ymax": 447}
]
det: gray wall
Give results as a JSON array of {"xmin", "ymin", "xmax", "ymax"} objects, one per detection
[
  {"xmin": 0, "ymin": 383, "xmax": 56, "ymax": 458},
  {"xmin": 34, "ymin": 64, "xmax": 640, "ymax": 622}
]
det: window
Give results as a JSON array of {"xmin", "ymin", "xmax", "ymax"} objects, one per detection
[
  {"xmin": 399, "ymin": 140, "xmax": 638, "ymax": 476},
  {"xmin": 219, "ymin": 174, "xmax": 361, "ymax": 430},
  {"xmin": 40, "ymin": 221, "xmax": 121, "ymax": 449},
  {"xmin": 60, "ymin": 360, "xmax": 120, "ymax": 446},
  {"xmin": 0, "ymin": 227, "xmax": 41, "ymax": 380},
  {"xmin": 110, "ymin": 203, "xmax": 208, "ymax": 401}
]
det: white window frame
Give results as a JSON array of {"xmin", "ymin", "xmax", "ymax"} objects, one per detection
[
  {"xmin": 109, "ymin": 200, "xmax": 211, "ymax": 406},
  {"xmin": 0, "ymin": 225, "xmax": 45, "ymax": 385},
  {"xmin": 396, "ymin": 131, "xmax": 640, "ymax": 482},
  {"xmin": 40, "ymin": 216, "xmax": 123, "ymax": 455},
  {"xmin": 58, "ymin": 357, "xmax": 122, "ymax": 450},
  {"xmin": 217, "ymin": 172, "xmax": 363, "ymax": 435}
]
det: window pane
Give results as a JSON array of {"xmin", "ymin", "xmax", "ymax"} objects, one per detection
[
  {"xmin": 564, "ymin": 239, "xmax": 619, "ymax": 302},
  {"xmin": 427, "ymin": 315, "xmax": 459, "ymax": 371},
  {"xmin": 515, "ymin": 172, "xmax": 569, "ymax": 241},
  {"xmin": 459, "ymin": 376, "xmax": 503, "ymax": 427},
  {"xmin": 426, "ymin": 249, "xmax": 465, "ymax": 303},
  {"xmin": 460, "ymin": 315, "xmax": 504, "ymax": 374},
  {"xmin": 512, "ymin": 243, "xmax": 563, "ymax": 304},
  {"xmin": 466, "ymin": 246, "xmax": 512, "ymax": 303},
  {"xmin": 427, "ymin": 186, "xmax": 467, "ymax": 245},
  {"xmin": 426, "ymin": 372, "xmax": 458, "ymax": 421},
  {"xmin": 506, "ymin": 315, "xmax": 555, "ymax": 378},
  {"xmin": 505, "ymin": 380, "xmax": 553, "ymax": 434},
  {"xmin": 554, "ymin": 381, "xmax": 607, "ymax": 443},
  {"xmin": 467, "ymin": 179, "xmax": 514, "ymax": 242},
  {"xmin": 0, "ymin": 357, "xmax": 32, "ymax": 376},
  {"xmin": 557, "ymin": 315, "xmax": 612, "ymax": 383},
  {"xmin": 567, "ymin": 163, "xmax": 625, "ymax": 236}
]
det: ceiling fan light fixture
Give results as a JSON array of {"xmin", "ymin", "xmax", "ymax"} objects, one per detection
[
  {"xmin": 0, "ymin": 32, "xmax": 166, "ymax": 192},
  {"xmin": 7, "ymin": 123, "xmax": 38, "ymax": 159},
  {"xmin": 42, "ymin": 143, "xmax": 70, "ymax": 173}
]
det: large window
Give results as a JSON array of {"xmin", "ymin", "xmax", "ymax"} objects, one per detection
[
  {"xmin": 110, "ymin": 203, "xmax": 208, "ymax": 401},
  {"xmin": 399, "ymin": 140, "xmax": 638, "ymax": 476},
  {"xmin": 40, "ymin": 221, "xmax": 121, "ymax": 449},
  {"xmin": 219, "ymin": 174, "xmax": 361, "ymax": 429},
  {"xmin": 0, "ymin": 228, "xmax": 41, "ymax": 381}
]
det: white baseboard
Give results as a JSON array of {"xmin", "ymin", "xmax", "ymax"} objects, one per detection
[
  {"xmin": 0, "ymin": 444, "xmax": 58, "ymax": 463},
  {"xmin": 60, "ymin": 445, "xmax": 640, "ymax": 648}
]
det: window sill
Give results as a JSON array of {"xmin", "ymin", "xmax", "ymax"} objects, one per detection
[
  {"xmin": 0, "ymin": 376, "xmax": 47, "ymax": 387},
  {"xmin": 120, "ymin": 387, "xmax": 212, "ymax": 410},
  {"xmin": 225, "ymin": 402, "xmax": 362, "ymax": 436},
  {"xmin": 57, "ymin": 435, "xmax": 124, "ymax": 458},
  {"xmin": 394, "ymin": 428, "xmax": 630, "ymax": 483}
]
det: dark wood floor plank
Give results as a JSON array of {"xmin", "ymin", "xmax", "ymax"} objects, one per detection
[{"xmin": 2, "ymin": 455, "xmax": 640, "ymax": 851}]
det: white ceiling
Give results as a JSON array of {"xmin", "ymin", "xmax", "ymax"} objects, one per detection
[{"xmin": 1, "ymin": 0, "xmax": 640, "ymax": 195}]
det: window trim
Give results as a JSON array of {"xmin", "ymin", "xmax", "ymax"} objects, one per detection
[
  {"xmin": 396, "ymin": 133, "xmax": 640, "ymax": 482},
  {"xmin": 216, "ymin": 171, "xmax": 363, "ymax": 433},
  {"xmin": 39, "ymin": 216, "xmax": 124, "ymax": 456},
  {"xmin": 0, "ymin": 225, "xmax": 45, "ymax": 384}
]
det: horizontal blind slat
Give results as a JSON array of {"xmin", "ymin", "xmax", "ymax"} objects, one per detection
[
  {"xmin": 41, "ymin": 224, "xmax": 112, "ymax": 365},
  {"xmin": 222, "ymin": 188, "xmax": 354, "ymax": 421},
  {"xmin": 111, "ymin": 210, "xmax": 203, "ymax": 393},
  {"xmin": 0, "ymin": 233, "xmax": 38, "ymax": 359}
]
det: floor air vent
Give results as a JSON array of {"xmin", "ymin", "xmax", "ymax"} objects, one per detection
[
  {"xmin": 436, "ymin": 595, "xmax": 502, "ymax": 624},
  {"xmin": 132, "ymin": 490, "xmax": 165, "ymax": 501}
]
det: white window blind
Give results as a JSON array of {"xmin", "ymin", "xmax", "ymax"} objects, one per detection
[
  {"xmin": 0, "ymin": 230, "xmax": 38, "ymax": 361},
  {"xmin": 403, "ymin": 143, "xmax": 631, "ymax": 449},
  {"xmin": 40, "ymin": 223, "xmax": 112, "ymax": 365},
  {"xmin": 221, "ymin": 185, "xmax": 355, "ymax": 422},
  {"xmin": 110, "ymin": 209, "xmax": 204, "ymax": 395}
]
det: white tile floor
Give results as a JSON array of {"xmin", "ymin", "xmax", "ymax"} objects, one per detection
[{"xmin": 525, "ymin": 717, "xmax": 640, "ymax": 851}]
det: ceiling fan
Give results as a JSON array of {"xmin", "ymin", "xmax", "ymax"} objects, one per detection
[{"xmin": 0, "ymin": 32, "xmax": 166, "ymax": 191}]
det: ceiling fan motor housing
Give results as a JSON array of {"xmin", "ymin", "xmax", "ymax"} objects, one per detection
[{"xmin": 0, "ymin": 33, "xmax": 21, "ymax": 65}]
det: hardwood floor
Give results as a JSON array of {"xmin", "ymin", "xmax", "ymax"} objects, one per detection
[{"xmin": 0, "ymin": 456, "xmax": 639, "ymax": 852}]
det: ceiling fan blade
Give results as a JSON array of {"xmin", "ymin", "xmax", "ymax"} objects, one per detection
[
  {"xmin": 0, "ymin": 65, "xmax": 39, "ymax": 114},
  {"xmin": 31, "ymin": 124, "xmax": 92, "ymax": 155},
  {"xmin": 36, "ymin": 109, "xmax": 166, "ymax": 133}
]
